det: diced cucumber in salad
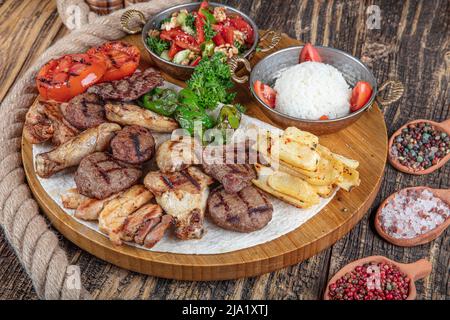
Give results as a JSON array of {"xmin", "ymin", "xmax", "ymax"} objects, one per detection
[{"xmin": 146, "ymin": 1, "xmax": 254, "ymax": 66}]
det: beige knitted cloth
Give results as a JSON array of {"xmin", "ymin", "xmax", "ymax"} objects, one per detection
[{"xmin": 0, "ymin": 0, "xmax": 189, "ymax": 300}]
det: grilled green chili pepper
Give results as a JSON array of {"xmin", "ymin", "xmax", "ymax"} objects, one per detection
[
  {"xmin": 174, "ymin": 104, "xmax": 215, "ymax": 136},
  {"xmin": 140, "ymin": 88, "xmax": 179, "ymax": 116}
]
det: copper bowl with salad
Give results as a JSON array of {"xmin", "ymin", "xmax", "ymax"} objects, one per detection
[{"xmin": 120, "ymin": 1, "xmax": 280, "ymax": 80}]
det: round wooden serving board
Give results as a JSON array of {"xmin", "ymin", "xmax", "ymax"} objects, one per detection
[{"xmin": 22, "ymin": 32, "xmax": 387, "ymax": 280}]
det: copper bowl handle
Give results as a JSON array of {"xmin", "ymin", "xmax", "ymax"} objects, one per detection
[
  {"xmin": 258, "ymin": 30, "xmax": 281, "ymax": 53},
  {"xmin": 121, "ymin": 9, "xmax": 146, "ymax": 34},
  {"xmin": 228, "ymin": 56, "xmax": 252, "ymax": 84},
  {"xmin": 376, "ymin": 80, "xmax": 404, "ymax": 108}
]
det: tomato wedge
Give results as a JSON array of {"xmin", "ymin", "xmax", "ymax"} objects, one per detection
[
  {"xmin": 87, "ymin": 41, "xmax": 140, "ymax": 82},
  {"xmin": 212, "ymin": 33, "xmax": 225, "ymax": 46},
  {"xmin": 195, "ymin": 14, "xmax": 206, "ymax": 44},
  {"xmin": 168, "ymin": 42, "xmax": 182, "ymax": 59},
  {"xmin": 190, "ymin": 56, "xmax": 202, "ymax": 66},
  {"xmin": 299, "ymin": 43, "xmax": 322, "ymax": 63},
  {"xmin": 319, "ymin": 115, "xmax": 329, "ymax": 120},
  {"xmin": 229, "ymin": 17, "xmax": 254, "ymax": 44},
  {"xmin": 350, "ymin": 81, "xmax": 373, "ymax": 112},
  {"xmin": 36, "ymin": 53, "xmax": 107, "ymax": 102},
  {"xmin": 253, "ymin": 80, "xmax": 277, "ymax": 108},
  {"xmin": 223, "ymin": 26, "xmax": 236, "ymax": 45}
]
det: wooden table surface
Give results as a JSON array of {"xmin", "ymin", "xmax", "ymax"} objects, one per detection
[{"xmin": 0, "ymin": 0, "xmax": 448, "ymax": 300}]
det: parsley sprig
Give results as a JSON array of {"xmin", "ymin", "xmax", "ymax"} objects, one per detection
[
  {"xmin": 146, "ymin": 36, "xmax": 169, "ymax": 56},
  {"xmin": 186, "ymin": 52, "xmax": 235, "ymax": 110}
]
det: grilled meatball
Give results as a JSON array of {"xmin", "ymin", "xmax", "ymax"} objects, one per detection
[
  {"xmin": 75, "ymin": 152, "xmax": 142, "ymax": 199},
  {"xmin": 61, "ymin": 93, "xmax": 106, "ymax": 130},
  {"xmin": 208, "ymin": 186, "xmax": 273, "ymax": 233},
  {"xmin": 110, "ymin": 125, "xmax": 155, "ymax": 164}
]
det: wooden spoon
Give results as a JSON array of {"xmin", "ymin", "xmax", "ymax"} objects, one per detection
[
  {"xmin": 375, "ymin": 186, "xmax": 450, "ymax": 247},
  {"xmin": 388, "ymin": 119, "xmax": 450, "ymax": 175},
  {"xmin": 323, "ymin": 256, "xmax": 432, "ymax": 300}
]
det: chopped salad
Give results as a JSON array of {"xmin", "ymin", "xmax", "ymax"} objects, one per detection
[{"xmin": 146, "ymin": 1, "xmax": 255, "ymax": 66}]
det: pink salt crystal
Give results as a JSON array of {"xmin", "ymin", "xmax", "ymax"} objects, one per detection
[{"xmin": 379, "ymin": 189, "xmax": 450, "ymax": 239}]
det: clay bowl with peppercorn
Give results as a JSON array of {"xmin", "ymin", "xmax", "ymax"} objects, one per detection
[
  {"xmin": 375, "ymin": 187, "xmax": 450, "ymax": 247},
  {"xmin": 388, "ymin": 119, "xmax": 450, "ymax": 175},
  {"xmin": 323, "ymin": 256, "xmax": 432, "ymax": 300}
]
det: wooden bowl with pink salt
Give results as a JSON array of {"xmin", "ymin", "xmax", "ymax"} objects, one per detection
[{"xmin": 375, "ymin": 187, "xmax": 450, "ymax": 247}]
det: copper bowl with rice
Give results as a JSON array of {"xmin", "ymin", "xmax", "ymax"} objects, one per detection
[{"xmin": 230, "ymin": 45, "xmax": 404, "ymax": 135}]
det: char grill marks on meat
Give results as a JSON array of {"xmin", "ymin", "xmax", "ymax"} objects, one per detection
[
  {"xmin": 116, "ymin": 203, "xmax": 173, "ymax": 248},
  {"xmin": 208, "ymin": 185, "xmax": 273, "ymax": 233},
  {"xmin": 24, "ymin": 100, "xmax": 79, "ymax": 145},
  {"xmin": 156, "ymin": 137, "xmax": 200, "ymax": 173},
  {"xmin": 111, "ymin": 125, "xmax": 155, "ymax": 164},
  {"xmin": 87, "ymin": 68, "xmax": 164, "ymax": 101},
  {"xmin": 75, "ymin": 152, "xmax": 142, "ymax": 199},
  {"xmin": 60, "ymin": 93, "xmax": 106, "ymax": 130},
  {"xmin": 144, "ymin": 166, "xmax": 214, "ymax": 240},
  {"xmin": 202, "ymin": 143, "xmax": 256, "ymax": 194},
  {"xmin": 202, "ymin": 163, "xmax": 256, "ymax": 194}
]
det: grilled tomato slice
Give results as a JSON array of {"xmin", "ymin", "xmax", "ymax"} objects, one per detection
[
  {"xmin": 87, "ymin": 41, "xmax": 140, "ymax": 82},
  {"xmin": 36, "ymin": 53, "xmax": 107, "ymax": 102}
]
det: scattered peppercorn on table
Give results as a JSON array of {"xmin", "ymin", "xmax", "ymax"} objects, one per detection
[{"xmin": 0, "ymin": 0, "xmax": 448, "ymax": 300}]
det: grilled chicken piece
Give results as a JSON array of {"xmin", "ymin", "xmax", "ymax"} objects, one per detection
[
  {"xmin": 105, "ymin": 102, "xmax": 178, "ymax": 133},
  {"xmin": 35, "ymin": 123, "xmax": 121, "ymax": 178},
  {"xmin": 75, "ymin": 193, "xmax": 120, "ymax": 221},
  {"xmin": 98, "ymin": 185, "xmax": 153, "ymax": 244},
  {"xmin": 115, "ymin": 203, "xmax": 173, "ymax": 248},
  {"xmin": 144, "ymin": 166, "xmax": 214, "ymax": 240},
  {"xmin": 24, "ymin": 100, "xmax": 79, "ymax": 145},
  {"xmin": 118, "ymin": 203, "xmax": 163, "ymax": 242},
  {"xmin": 156, "ymin": 138, "xmax": 200, "ymax": 173},
  {"xmin": 143, "ymin": 215, "xmax": 173, "ymax": 248},
  {"xmin": 61, "ymin": 188, "xmax": 89, "ymax": 209}
]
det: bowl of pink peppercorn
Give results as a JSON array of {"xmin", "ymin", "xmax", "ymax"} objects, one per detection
[{"xmin": 324, "ymin": 256, "xmax": 432, "ymax": 300}]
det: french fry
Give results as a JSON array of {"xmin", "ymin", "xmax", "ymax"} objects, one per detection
[
  {"xmin": 317, "ymin": 145, "xmax": 359, "ymax": 169},
  {"xmin": 283, "ymin": 127, "xmax": 319, "ymax": 149},
  {"xmin": 253, "ymin": 164, "xmax": 317, "ymax": 209},
  {"xmin": 336, "ymin": 166, "xmax": 361, "ymax": 191},
  {"xmin": 311, "ymin": 184, "xmax": 334, "ymax": 198},
  {"xmin": 267, "ymin": 171, "xmax": 320, "ymax": 205}
]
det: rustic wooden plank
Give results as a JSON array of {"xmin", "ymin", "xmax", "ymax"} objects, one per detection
[
  {"xmin": 0, "ymin": 0, "xmax": 63, "ymax": 101},
  {"xmin": 327, "ymin": 0, "xmax": 449, "ymax": 300},
  {"xmin": 0, "ymin": 0, "xmax": 448, "ymax": 300}
]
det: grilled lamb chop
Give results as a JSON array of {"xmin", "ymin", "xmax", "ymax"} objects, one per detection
[
  {"xmin": 144, "ymin": 166, "xmax": 214, "ymax": 240},
  {"xmin": 88, "ymin": 68, "xmax": 164, "ymax": 101},
  {"xmin": 202, "ymin": 163, "xmax": 256, "ymax": 194},
  {"xmin": 201, "ymin": 142, "xmax": 256, "ymax": 193},
  {"xmin": 208, "ymin": 185, "xmax": 273, "ymax": 233}
]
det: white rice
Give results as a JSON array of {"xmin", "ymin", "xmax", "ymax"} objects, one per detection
[{"xmin": 274, "ymin": 61, "xmax": 351, "ymax": 120}]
